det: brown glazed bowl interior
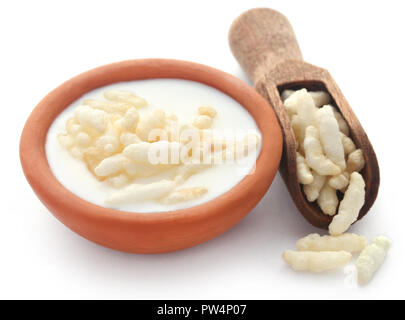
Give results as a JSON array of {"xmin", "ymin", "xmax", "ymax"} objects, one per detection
[{"xmin": 20, "ymin": 59, "xmax": 283, "ymax": 253}]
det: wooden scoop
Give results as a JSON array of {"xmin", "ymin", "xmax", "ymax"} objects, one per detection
[{"xmin": 229, "ymin": 8, "xmax": 380, "ymax": 228}]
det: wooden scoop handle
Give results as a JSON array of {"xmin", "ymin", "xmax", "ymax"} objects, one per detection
[{"xmin": 229, "ymin": 8, "xmax": 303, "ymax": 85}]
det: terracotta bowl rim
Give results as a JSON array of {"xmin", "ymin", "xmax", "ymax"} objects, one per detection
[{"xmin": 20, "ymin": 58, "xmax": 282, "ymax": 227}]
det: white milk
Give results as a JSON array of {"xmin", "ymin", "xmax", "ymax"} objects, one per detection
[{"xmin": 46, "ymin": 79, "xmax": 261, "ymax": 213}]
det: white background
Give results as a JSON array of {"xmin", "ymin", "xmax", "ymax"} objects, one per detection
[{"xmin": 1, "ymin": 0, "xmax": 404, "ymax": 299}]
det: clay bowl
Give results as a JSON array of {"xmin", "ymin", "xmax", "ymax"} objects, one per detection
[{"xmin": 20, "ymin": 59, "xmax": 282, "ymax": 254}]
